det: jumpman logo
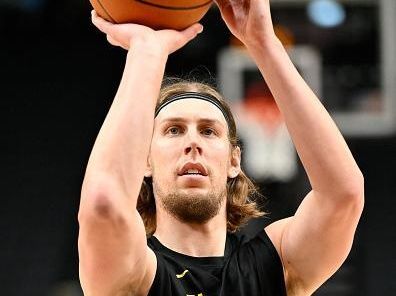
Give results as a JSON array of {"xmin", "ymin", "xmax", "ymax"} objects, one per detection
[
  {"xmin": 176, "ymin": 269, "xmax": 204, "ymax": 295},
  {"xmin": 176, "ymin": 269, "xmax": 189, "ymax": 278}
]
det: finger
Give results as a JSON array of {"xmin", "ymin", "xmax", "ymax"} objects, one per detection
[
  {"xmin": 181, "ymin": 23, "xmax": 204, "ymax": 41},
  {"xmin": 170, "ymin": 23, "xmax": 202, "ymax": 51},
  {"xmin": 166, "ymin": 23, "xmax": 203, "ymax": 54},
  {"xmin": 213, "ymin": 0, "xmax": 226, "ymax": 9},
  {"xmin": 214, "ymin": 0, "xmax": 232, "ymax": 11},
  {"xmin": 91, "ymin": 10, "xmax": 113, "ymax": 34}
]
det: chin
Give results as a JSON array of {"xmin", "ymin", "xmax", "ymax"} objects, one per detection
[
  {"xmin": 161, "ymin": 192, "xmax": 224, "ymax": 224},
  {"xmin": 179, "ymin": 187, "xmax": 210, "ymax": 196}
]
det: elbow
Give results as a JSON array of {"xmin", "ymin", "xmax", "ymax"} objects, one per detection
[
  {"xmin": 78, "ymin": 193, "xmax": 115, "ymax": 226},
  {"xmin": 348, "ymin": 170, "xmax": 364, "ymax": 199},
  {"xmin": 78, "ymin": 179, "xmax": 124, "ymax": 225},
  {"xmin": 79, "ymin": 192, "xmax": 113, "ymax": 221},
  {"xmin": 340, "ymin": 171, "xmax": 365, "ymax": 215}
]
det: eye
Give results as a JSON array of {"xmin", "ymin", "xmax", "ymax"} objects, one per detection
[
  {"xmin": 201, "ymin": 127, "xmax": 216, "ymax": 136},
  {"xmin": 166, "ymin": 126, "xmax": 183, "ymax": 135}
]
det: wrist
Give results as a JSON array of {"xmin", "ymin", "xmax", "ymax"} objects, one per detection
[
  {"xmin": 245, "ymin": 34, "xmax": 284, "ymax": 59},
  {"xmin": 245, "ymin": 31, "xmax": 280, "ymax": 50},
  {"xmin": 128, "ymin": 37, "xmax": 168, "ymax": 61}
]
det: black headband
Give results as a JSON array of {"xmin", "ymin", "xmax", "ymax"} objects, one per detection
[{"xmin": 155, "ymin": 92, "xmax": 231, "ymax": 126}]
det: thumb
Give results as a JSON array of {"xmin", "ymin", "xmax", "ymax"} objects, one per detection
[
  {"xmin": 181, "ymin": 23, "xmax": 204, "ymax": 41},
  {"xmin": 165, "ymin": 23, "xmax": 203, "ymax": 54}
]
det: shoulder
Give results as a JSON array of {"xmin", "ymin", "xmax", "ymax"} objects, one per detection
[
  {"xmin": 264, "ymin": 217, "xmax": 292, "ymax": 260},
  {"xmin": 230, "ymin": 227, "xmax": 282, "ymax": 252},
  {"xmin": 225, "ymin": 229, "xmax": 287, "ymax": 295},
  {"xmin": 145, "ymin": 236, "xmax": 185, "ymax": 295},
  {"xmin": 265, "ymin": 217, "xmax": 309, "ymax": 294},
  {"xmin": 227, "ymin": 229, "xmax": 285, "ymax": 272}
]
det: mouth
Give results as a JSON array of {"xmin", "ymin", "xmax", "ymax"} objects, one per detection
[{"xmin": 178, "ymin": 162, "xmax": 208, "ymax": 177}]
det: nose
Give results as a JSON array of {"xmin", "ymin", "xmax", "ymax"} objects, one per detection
[
  {"xmin": 184, "ymin": 131, "xmax": 203, "ymax": 156},
  {"xmin": 185, "ymin": 143, "xmax": 202, "ymax": 156}
]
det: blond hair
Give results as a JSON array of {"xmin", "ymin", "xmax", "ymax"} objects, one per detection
[{"xmin": 137, "ymin": 78, "xmax": 264, "ymax": 235}]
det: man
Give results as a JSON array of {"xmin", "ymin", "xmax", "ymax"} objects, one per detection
[{"xmin": 78, "ymin": 0, "xmax": 364, "ymax": 295}]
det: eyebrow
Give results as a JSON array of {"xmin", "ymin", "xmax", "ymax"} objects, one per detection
[{"xmin": 159, "ymin": 117, "xmax": 226, "ymax": 128}]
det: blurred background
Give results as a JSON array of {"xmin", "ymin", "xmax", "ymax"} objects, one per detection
[{"xmin": 1, "ymin": 0, "xmax": 396, "ymax": 295}]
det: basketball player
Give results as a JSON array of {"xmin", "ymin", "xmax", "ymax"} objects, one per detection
[{"xmin": 78, "ymin": 0, "xmax": 364, "ymax": 295}]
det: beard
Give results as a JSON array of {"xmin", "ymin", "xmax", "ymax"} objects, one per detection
[{"xmin": 153, "ymin": 181, "xmax": 226, "ymax": 224}]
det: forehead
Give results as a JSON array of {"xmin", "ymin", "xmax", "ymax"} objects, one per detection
[{"xmin": 155, "ymin": 98, "xmax": 228, "ymax": 126}]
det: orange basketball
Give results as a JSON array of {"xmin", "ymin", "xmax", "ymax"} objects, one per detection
[{"xmin": 89, "ymin": 0, "xmax": 213, "ymax": 30}]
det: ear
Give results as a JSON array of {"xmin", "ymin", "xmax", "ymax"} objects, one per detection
[
  {"xmin": 228, "ymin": 146, "xmax": 241, "ymax": 179},
  {"xmin": 144, "ymin": 155, "xmax": 152, "ymax": 178}
]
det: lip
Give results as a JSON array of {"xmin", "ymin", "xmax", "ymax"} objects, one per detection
[
  {"xmin": 178, "ymin": 162, "xmax": 208, "ymax": 176},
  {"xmin": 178, "ymin": 174, "xmax": 207, "ymax": 180}
]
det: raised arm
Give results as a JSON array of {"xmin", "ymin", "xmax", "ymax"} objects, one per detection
[
  {"xmin": 215, "ymin": 0, "xmax": 364, "ymax": 294},
  {"xmin": 78, "ymin": 12, "xmax": 202, "ymax": 296}
]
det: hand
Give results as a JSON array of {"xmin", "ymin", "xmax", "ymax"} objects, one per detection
[
  {"xmin": 91, "ymin": 11, "xmax": 203, "ymax": 55},
  {"xmin": 214, "ymin": 0, "xmax": 275, "ymax": 47}
]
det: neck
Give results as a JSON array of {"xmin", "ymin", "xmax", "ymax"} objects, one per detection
[{"xmin": 153, "ymin": 203, "xmax": 227, "ymax": 257}]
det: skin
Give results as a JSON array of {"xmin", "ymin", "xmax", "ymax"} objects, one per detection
[
  {"xmin": 78, "ymin": 1, "xmax": 364, "ymax": 295},
  {"xmin": 148, "ymin": 99, "xmax": 241, "ymax": 257},
  {"xmin": 149, "ymin": 99, "xmax": 234, "ymax": 202}
]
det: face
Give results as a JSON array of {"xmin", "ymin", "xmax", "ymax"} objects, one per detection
[{"xmin": 146, "ymin": 98, "xmax": 241, "ymax": 224}]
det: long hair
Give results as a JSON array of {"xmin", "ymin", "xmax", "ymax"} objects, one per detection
[{"xmin": 137, "ymin": 78, "xmax": 264, "ymax": 235}]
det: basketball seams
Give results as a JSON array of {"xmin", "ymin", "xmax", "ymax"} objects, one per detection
[
  {"xmin": 94, "ymin": 0, "xmax": 117, "ymax": 23},
  {"xmin": 134, "ymin": 0, "xmax": 212, "ymax": 10},
  {"xmin": 90, "ymin": 0, "xmax": 212, "ymax": 29}
]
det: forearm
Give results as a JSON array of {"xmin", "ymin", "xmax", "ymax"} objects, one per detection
[
  {"xmin": 247, "ymin": 38, "xmax": 363, "ymax": 198},
  {"xmin": 82, "ymin": 42, "xmax": 167, "ymax": 206}
]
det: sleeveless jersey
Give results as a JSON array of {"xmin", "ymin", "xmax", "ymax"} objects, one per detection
[{"xmin": 147, "ymin": 230, "xmax": 286, "ymax": 296}]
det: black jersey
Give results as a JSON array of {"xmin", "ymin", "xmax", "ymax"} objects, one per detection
[{"xmin": 147, "ymin": 230, "xmax": 286, "ymax": 296}]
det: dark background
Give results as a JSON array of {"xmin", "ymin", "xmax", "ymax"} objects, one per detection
[{"xmin": 1, "ymin": 0, "xmax": 395, "ymax": 295}]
